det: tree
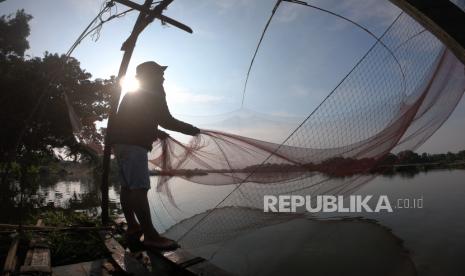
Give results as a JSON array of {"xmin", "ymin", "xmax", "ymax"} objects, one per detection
[
  {"xmin": 0, "ymin": 10, "xmax": 115, "ymax": 166},
  {"xmin": 0, "ymin": 9, "xmax": 32, "ymax": 57},
  {"xmin": 397, "ymin": 150, "xmax": 421, "ymax": 163}
]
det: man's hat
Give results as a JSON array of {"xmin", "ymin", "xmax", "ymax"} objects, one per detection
[{"xmin": 136, "ymin": 61, "xmax": 167, "ymax": 76}]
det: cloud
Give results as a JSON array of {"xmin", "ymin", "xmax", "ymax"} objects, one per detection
[
  {"xmin": 194, "ymin": 27, "xmax": 217, "ymax": 40},
  {"xmin": 200, "ymin": 111, "xmax": 300, "ymax": 143},
  {"xmin": 289, "ymin": 85, "xmax": 310, "ymax": 97},
  {"xmin": 336, "ymin": 0, "xmax": 400, "ymax": 25},
  {"xmin": 275, "ymin": 3, "xmax": 304, "ymax": 23},
  {"xmin": 168, "ymin": 91, "xmax": 224, "ymax": 104},
  {"xmin": 209, "ymin": 0, "xmax": 255, "ymax": 10},
  {"xmin": 165, "ymin": 82, "xmax": 224, "ymax": 104},
  {"xmin": 269, "ymin": 111, "xmax": 302, "ymax": 119},
  {"xmin": 323, "ymin": 0, "xmax": 400, "ymax": 33},
  {"xmin": 69, "ymin": 0, "xmax": 103, "ymax": 15},
  {"xmin": 273, "ymin": 0, "xmax": 400, "ymax": 32}
]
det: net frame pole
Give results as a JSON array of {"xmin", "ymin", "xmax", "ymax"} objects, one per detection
[
  {"xmin": 389, "ymin": 0, "xmax": 465, "ymax": 65},
  {"xmin": 112, "ymin": 0, "xmax": 193, "ymax": 33}
]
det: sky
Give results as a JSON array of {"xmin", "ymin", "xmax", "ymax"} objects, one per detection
[{"xmin": 1, "ymin": 0, "xmax": 464, "ymax": 153}]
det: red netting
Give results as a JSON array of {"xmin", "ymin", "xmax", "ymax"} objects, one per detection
[
  {"xmin": 143, "ymin": 14, "xmax": 465, "ymax": 251},
  {"xmin": 65, "ymin": 8, "xmax": 465, "ymax": 263}
]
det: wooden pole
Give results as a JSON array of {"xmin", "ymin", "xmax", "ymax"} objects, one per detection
[
  {"xmin": 0, "ymin": 223, "xmax": 112, "ymax": 232},
  {"xmin": 100, "ymin": 0, "xmax": 154, "ymax": 224},
  {"xmin": 100, "ymin": 0, "xmax": 178, "ymax": 224},
  {"xmin": 388, "ymin": 0, "xmax": 465, "ymax": 66},
  {"xmin": 112, "ymin": 0, "xmax": 193, "ymax": 33}
]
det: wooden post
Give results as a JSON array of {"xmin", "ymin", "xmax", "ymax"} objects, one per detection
[
  {"xmin": 112, "ymin": 0, "xmax": 193, "ymax": 33},
  {"xmin": 388, "ymin": 0, "xmax": 465, "ymax": 65},
  {"xmin": 100, "ymin": 0, "xmax": 154, "ymax": 225},
  {"xmin": 100, "ymin": 0, "xmax": 181, "ymax": 224}
]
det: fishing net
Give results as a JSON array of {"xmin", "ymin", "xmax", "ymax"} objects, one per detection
[
  {"xmin": 145, "ymin": 12, "xmax": 465, "ymax": 250},
  {"xmin": 64, "ymin": 1, "xmax": 465, "ymax": 268}
]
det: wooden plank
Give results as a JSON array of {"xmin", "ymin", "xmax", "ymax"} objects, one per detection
[
  {"xmin": 388, "ymin": 0, "xmax": 465, "ymax": 65},
  {"xmin": 20, "ymin": 247, "xmax": 52, "ymax": 274},
  {"xmin": 162, "ymin": 248, "xmax": 197, "ymax": 265},
  {"xmin": 36, "ymin": 219, "xmax": 44, "ymax": 227},
  {"xmin": 160, "ymin": 249, "xmax": 232, "ymax": 275},
  {"xmin": 179, "ymin": 257, "xmax": 206, "ymax": 269},
  {"xmin": 101, "ymin": 260, "xmax": 115, "ymax": 274},
  {"xmin": 99, "ymin": 231, "xmax": 152, "ymax": 275},
  {"xmin": 2, "ymin": 238, "xmax": 19, "ymax": 276},
  {"xmin": 186, "ymin": 261, "xmax": 233, "ymax": 276},
  {"xmin": 52, "ymin": 259, "xmax": 110, "ymax": 276},
  {"xmin": 145, "ymin": 251, "xmax": 181, "ymax": 276},
  {"xmin": 0, "ymin": 223, "xmax": 112, "ymax": 232},
  {"xmin": 101, "ymin": 226, "xmax": 230, "ymax": 275},
  {"xmin": 20, "ymin": 219, "xmax": 52, "ymax": 274}
]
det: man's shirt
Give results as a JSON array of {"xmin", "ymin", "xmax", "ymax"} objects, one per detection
[{"xmin": 110, "ymin": 86, "xmax": 197, "ymax": 150}]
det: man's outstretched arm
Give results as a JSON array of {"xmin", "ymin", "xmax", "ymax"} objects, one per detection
[{"xmin": 156, "ymin": 95, "xmax": 200, "ymax": 136}]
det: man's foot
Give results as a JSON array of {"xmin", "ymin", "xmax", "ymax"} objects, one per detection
[
  {"xmin": 125, "ymin": 226, "xmax": 144, "ymax": 252},
  {"xmin": 144, "ymin": 236, "xmax": 180, "ymax": 252},
  {"xmin": 126, "ymin": 224, "xmax": 143, "ymax": 236}
]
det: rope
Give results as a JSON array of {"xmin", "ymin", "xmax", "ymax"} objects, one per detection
[
  {"xmin": 240, "ymin": 0, "xmax": 283, "ymax": 108},
  {"xmin": 240, "ymin": 0, "xmax": 406, "ymax": 109}
]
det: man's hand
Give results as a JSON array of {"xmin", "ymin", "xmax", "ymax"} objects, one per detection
[
  {"xmin": 189, "ymin": 126, "xmax": 201, "ymax": 136},
  {"xmin": 157, "ymin": 130, "xmax": 170, "ymax": 140}
]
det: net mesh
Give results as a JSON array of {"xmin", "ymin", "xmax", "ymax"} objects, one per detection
[
  {"xmin": 65, "ymin": 6, "xmax": 465, "ymax": 266},
  {"xmin": 145, "ymin": 13, "xmax": 465, "ymax": 252}
]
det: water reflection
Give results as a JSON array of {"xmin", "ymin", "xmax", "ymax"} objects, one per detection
[
  {"xmin": 343, "ymin": 170, "xmax": 465, "ymax": 275},
  {"xmin": 36, "ymin": 181, "xmax": 120, "ymax": 214},
  {"xmin": 0, "ymin": 169, "xmax": 122, "ymax": 222},
  {"xmin": 1, "ymin": 167, "xmax": 464, "ymax": 275},
  {"xmin": 158, "ymin": 169, "xmax": 465, "ymax": 275},
  {"xmin": 162, "ymin": 206, "xmax": 415, "ymax": 276}
]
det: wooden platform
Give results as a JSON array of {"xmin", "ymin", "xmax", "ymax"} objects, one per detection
[
  {"xmin": 20, "ymin": 219, "xmax": 52, "ymax": 275},
  {"xmin": 100, "ymin": 231, "xmax": 232, "ymax": 276},
  {"xmin": 2, "ymin": 229, "xmax": 229, "ymax": 276},
  {"xmin": 161, "ymin": 249, "xmax": 231, "ymax": 276},
  {"xmin": 52, "ymin": 259, "xmax": 110, "ymax": 276}
]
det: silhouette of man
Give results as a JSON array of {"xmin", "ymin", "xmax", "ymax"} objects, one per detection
[{"xmin": 111, "ymin": 61, "xmax": 200, "ymax": 251}]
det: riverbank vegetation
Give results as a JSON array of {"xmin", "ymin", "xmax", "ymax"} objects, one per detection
[
  {"xmin": 0, "ymin": 9, "xmax": 113, "ymax": 188},
  {"xmin": 0, "ymin": 210, "xmax": 110, "ymax": 267}
]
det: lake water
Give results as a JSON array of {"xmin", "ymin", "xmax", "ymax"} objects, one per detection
[
  {"xmin": 351, "ymin": 170, "xmax": 465, "ymax": 275},
  {"xmin": 18, "ymin": 169, "xmax": 465, "ymax": 275}
]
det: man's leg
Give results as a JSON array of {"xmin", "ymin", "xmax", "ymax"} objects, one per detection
[
  {"xmin": 129, "ymin": 189, "xmax": 159, "ymax": 239},
  {"xmin": 120, "ymin": 187, "xmax": 141, "ymax": 234},
  {"xmin": 129, "ymin": 188, "xmax": 178, "ymax": 248},
  {"xmin": 114, "ymin": 145, "xmax": 141, "ymax": 234},
  {"xmin": 117, "ymin": 144, "xmax": 178, "ymax": 249}
]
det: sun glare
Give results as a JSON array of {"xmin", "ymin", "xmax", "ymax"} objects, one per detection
[{"xmin": 120, "ymin": 75, "xmax": 140, "ymax": 93}]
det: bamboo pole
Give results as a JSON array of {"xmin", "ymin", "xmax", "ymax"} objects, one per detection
[
  {"xmin": 0, "ymin": 223, "xmax": 113, "ymax": 232},
  {"xmin": 100, "ymin": 0, "xmax": 154, "ymax": 224}
]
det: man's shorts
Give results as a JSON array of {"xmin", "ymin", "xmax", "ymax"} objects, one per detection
[{"xmin": 114, "ymin": 144, "xmax": 151, "ymax": 190}]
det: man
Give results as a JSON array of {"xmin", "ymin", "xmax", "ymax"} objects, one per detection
[{"xmin": 111, "ymin": 61, "xmax": 200, "ymax": 251}]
